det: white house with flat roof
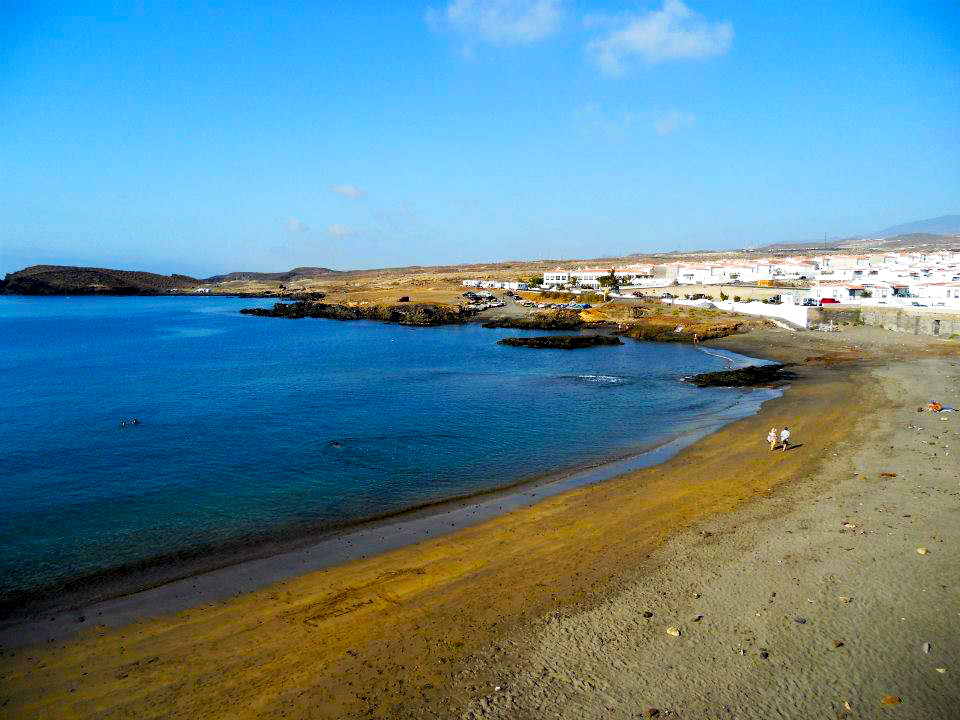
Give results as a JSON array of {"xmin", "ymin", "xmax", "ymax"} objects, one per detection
[{"xmin": 543, "ymin": 269, "xmax": 570, "ymax": 287}]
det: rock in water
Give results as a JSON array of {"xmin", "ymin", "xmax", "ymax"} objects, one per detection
[
  {"xmin": 497, "ymin": 335, "xmax": 623, "ymax": 349},
  {"xmin": 482, "ymin": 310, "xmax": 584, "ymax": 330},
  {"xmin": 686, "ymin": 364, "xmax": 793, "ymax": 388}
]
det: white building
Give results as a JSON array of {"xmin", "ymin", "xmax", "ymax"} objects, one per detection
[{"xmin": 543, "ymin": 269, "xmax": 570, "ymax": 287}]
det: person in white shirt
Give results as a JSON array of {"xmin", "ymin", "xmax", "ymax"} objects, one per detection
[{"xmin": 779, "ymin": 427, "xmax": 791, "ymax": 451}]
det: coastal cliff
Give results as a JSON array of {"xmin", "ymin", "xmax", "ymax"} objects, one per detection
[{"xmin": 240, "ymin": 300, "xmax": 471, "ymax": 326}]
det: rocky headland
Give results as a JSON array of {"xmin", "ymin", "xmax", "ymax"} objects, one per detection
[{"xmin": 0, "ymin": 265, "xmax": 200, "ymax": 295}]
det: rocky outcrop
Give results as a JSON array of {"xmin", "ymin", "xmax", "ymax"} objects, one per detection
[
  {"xmin": 482, "ymin": 310, "xmax": 584, "ymax": 330},
  {"xmin": 497, "ymin": 335, "xmax": 623, "ymax": 349},
  {"xmin": 240, "ymin": 301, "xmax": 470, "ymax": 326},
  {"xmin": 623, "ymin": 320, "xmax": 744, "ymax": 343},
  {"xmin": 686, "ymin": 364, "xmax": 793, "ymax": 387}
]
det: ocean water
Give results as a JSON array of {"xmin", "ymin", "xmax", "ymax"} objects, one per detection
[{"xmin": 0, "ymin": 296, "xmax": 765, "ymax": 607}]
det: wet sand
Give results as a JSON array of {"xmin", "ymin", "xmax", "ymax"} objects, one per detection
[{"xmin": 0, "ymin": 327, "xmax": 956, "ymax": 719}]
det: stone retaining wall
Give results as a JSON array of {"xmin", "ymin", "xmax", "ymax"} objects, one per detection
[{"xmin": 816, "ymin": 307, "xmax": 960, "ymax": 337}]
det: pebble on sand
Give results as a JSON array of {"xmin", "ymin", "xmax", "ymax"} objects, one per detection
[
  {"xmin": 916, "ymin": 547, "xmax": 929, "ymax": 555},
  {"xmin": 922, "ymin": 642, "xmax": 931, "ymax": 654},
  {"xmin": 881, "ymin": 695, "xmax": 902, "ymax": 705},
  {"xmin": 643, "ymin": 709, "xmax": 660, "ymax": 718},
  {"xmin": 666, "ymin": 626, "xmax": 681, "ymax": 637},
  {"xmin": 642, "ymin": 611, "xmax": 654, "ymax": 618}
]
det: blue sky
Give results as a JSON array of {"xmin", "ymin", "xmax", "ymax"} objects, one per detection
[{"xmin": 1, "ymin": 1, "xmax": 958, "ymax": 276}]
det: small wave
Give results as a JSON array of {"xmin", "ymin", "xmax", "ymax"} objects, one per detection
[{"xmin": 572, "ymin": 374, "xmax": 627, "ymax": 385}]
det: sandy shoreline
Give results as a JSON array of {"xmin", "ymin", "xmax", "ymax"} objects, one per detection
[{"xmin": 0, "ymin": 326, "xmax": 956, "ymax": 719}]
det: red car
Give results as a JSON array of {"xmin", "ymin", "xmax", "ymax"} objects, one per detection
[{"xmin": 819, "ymin": 298, "xmax": 840, "ymax": 305}]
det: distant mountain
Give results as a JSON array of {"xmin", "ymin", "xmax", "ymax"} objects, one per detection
[
  {"xmin": 873, "ymin": 214, "xmax": 960, "ymax": 238},
  {"xmin": 202, "ymin": 267, "xmax": 340, "ymax": 284},
  {"xmin": 0, "ymin": 265, "xmax": 200, "ymax": 295}
]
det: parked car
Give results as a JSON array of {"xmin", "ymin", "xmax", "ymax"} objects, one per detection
[
  {"xmin": 661, "ymin": 293, "xmax": 676, "ymax": 299},
  {"xmin": 819, "ymin": 298, "xmax": 840, "ymax": 305},
  {"xmin": 801, "ymin": 298, "xmax": 818, "ymax": 306},
  {"xmin": 911, "ymin": 301, "xmax": 927, "ymax": 307}
]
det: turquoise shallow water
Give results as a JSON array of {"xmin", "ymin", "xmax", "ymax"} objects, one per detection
[{"xmin": 0, "ymin": 296, "xmax": 765, "ymax": 606}]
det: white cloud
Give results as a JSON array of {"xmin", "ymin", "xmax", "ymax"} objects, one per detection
[
  {"xmin": 330, "ymin": 184, "xmax": 365, "ymax": 199},
  {"xmin": 325, "ymin": 224, "xmax": 357, "ymax": 238},
  {"xmin": 654, "ymin": 108, "xmax": 695, "ymax": 135},
  {"xmin": 285, "ymin": 217, "xmax": 309, "ymax": 233},
  {"xmin": 588, "ymin": 0, "xmax": 732, "ymax": 75},
  {"xmin": 427, "ymin": 0, "xmax": 563, "ymax": 46}
]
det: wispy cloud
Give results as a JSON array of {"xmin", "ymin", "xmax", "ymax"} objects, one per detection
[
  {"xmin": 372, "ymin": 201, "xmax": 418, "ymax": 233},
  {"xmin": 330, "ymin": 184, "xmax": 365, "ymax": 199},
  {"xmin": 325, "ymin": 224, "xmax": 357, "ymax": 238},
  {"xmin": 576, "ymin": 102, "xmax": 637, "ymax": 142},
  {"xmin": 427, "ymin": 0, "xmax": 563, "ymax": 47},
  {"xmin": 654, "ymin": 107, "xmax": 695, "ymax": 136},
  {"xmin": 285, "ymin": 217, "xmax": 309, "ymax": 233},
  {"xmin": 587, "ymin": 0, "xmax": 732, "ymax": 75}
]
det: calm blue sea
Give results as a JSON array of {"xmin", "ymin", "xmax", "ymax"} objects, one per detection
[{"xmin": 0, "ymin": 296, "xmax": 761, "ymax": 606}]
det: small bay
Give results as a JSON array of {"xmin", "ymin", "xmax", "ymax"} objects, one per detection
[{"xmin": 0, "ymin": 296, "xmax": 767, "ymax": 607}]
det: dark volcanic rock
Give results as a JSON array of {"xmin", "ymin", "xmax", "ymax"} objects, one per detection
[
  {"xmin": 482, "ymin": 310, "xmax": 584, "ymax": 330},
  {"xmin": 686, "ymin": 364, "xmax": 793, "ymax": 387},
  {"xmin": 240, "ymin": 301, "xmax": 470, "ymax": 326},
  {"xmin": 497, "ymin": 335, "xmax": 623, "ymax": 349}
]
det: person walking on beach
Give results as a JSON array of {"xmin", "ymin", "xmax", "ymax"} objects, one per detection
[
  {"xmin": 767, "ymin": 427, "xmax": 779, "ymax": 451},
  {"xmin": 779, "ymin": 426, "xmax": 791, "ymax": 451}
]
